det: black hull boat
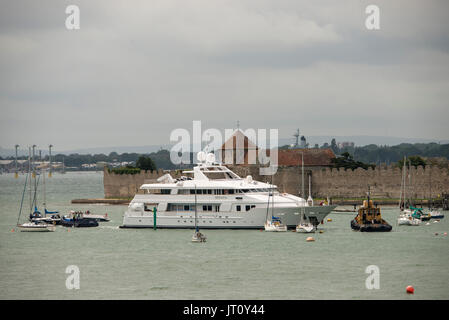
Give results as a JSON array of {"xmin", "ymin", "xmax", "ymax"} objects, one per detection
[
  {"xmin": 351, "ymin": 218, "xmax": 392, "ymax": 232},
  {"xmin": 60, "ymin": 217, "xmax": 98, "ymax": 227}
]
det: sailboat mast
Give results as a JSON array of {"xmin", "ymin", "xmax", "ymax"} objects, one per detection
[
  {"xmin": 28, "ymin": 147, "xmax": 32, "ymax": 215},
  {"xmin": 265, "ymin": 180, "xmax": 271, "ymax": 222},
  {"xmin": 43, "ymin": 167, "xmax": 46, "ymax": 211},
  {"xmin": 301, "ymin": 153, "xmax": 305, "ymax": 221},
  {"xmin": 194, "ymin": 184, "xmax": 197, "ymax": 230},
  {"xmin": 399, "ymin": 156, "xmax": 405, "ymax": 208},
  {"xmin": 32, "ymin": 145, "xmax": 36, "ymax": 202},
  {"xmin": 408, "ymin": 159, "xmax": 412, "ymax": 207},
  {"xmin": 429, "ymin": 167, "xmax": 432, "ymax": 209},
  {"xmin": 271, "ymin": 174, "xmax": 274, "ymax": 218}
]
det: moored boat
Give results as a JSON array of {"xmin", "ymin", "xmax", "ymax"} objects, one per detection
[
  {"xmin": 264, "ymin": 217, "xmax": 287, "ymax": 232},
  {"xmin": 61, "ymin": 212, "xmax": 99, "ymax": 227},
  {"xmin": 18, "ymin": 222, "xmax": 56, "ymax": 232},
  {"xmin": 429, "ymin": 210, "xmax": 444, "ymax": 219},
  {"xmin": 351, "ymin": 187, "xmax": 392, "ymax": 232},
  {"xmin": 121, "ymin": 152, "xmax": 336, "ymax": 229}
]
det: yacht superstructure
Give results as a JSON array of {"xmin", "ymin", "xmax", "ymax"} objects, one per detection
[{"xmin": 121, "ymin": 153, "xmax": 336, "ymax": 229}]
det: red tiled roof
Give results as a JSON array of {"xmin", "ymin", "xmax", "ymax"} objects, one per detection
[
  {"xmin": 276, "ymin": 148, "xmax": 335, "ymax": 166},
  {"xmin": 219, "ymin": 130, "xmax": 335, "ymax": 166},
  {"xmin": 220, "ymin": 130, "xmax": 258, "ymax": 150}
]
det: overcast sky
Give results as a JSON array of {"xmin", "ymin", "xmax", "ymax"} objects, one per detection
[{"xmin": 1, "ymin": 0, "xmax": 448, "ymax": 151}]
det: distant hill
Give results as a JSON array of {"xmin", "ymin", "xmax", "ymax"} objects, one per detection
[
  {"xmin": 279, "ymin": 135, "xmax": 449, "ymax": 148},
  {"xmin": 1, "ymin": 135, "xmax": 448, "ymax": 158}
]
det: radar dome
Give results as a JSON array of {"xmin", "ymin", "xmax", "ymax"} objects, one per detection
[
  {"xmin": 206, "ymin": 153, "xmax": 216, "ymax": 164},
  {"xmin": 197, "ymin": 151, "xmax": 207, "ymax": 162}
]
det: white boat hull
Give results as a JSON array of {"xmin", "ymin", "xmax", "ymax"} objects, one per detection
[
  {"xmin": 122, "ymin": 205, "xmax": 335, "ymax": 229},
  {"xmin": 398, "ymin": 215, "xmax": 421, "ymax": 226},
  {"xmin": 18, "ymin": 223, "xmax": 56, "ymax": 232},
  {"xmin": 296, "ymin": 223, "xmax": 315, "ymax": 233},
  {"xmin": 264, "ymin": 221, "xmax": 287, "ymax": 232},
  {"xmin": 429, "ymin": 211, "xmax": 444, "ymax": 219}
]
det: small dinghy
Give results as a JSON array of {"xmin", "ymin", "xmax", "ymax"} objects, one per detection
[{"xmin": 351, "ymin": 187, "xmax": 392, "ymax": 232}]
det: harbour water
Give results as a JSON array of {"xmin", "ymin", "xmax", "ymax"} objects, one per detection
[{"xmin": 0, "ymin": 172, "xmax": 448, "ymax": 299}]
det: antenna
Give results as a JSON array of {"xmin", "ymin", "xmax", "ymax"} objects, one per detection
[
  {"xmin": 49, "ymin": 144, "xmax": 53, "ymax": 178},
  {"xmin": 293, "ymin": 129, "xmax": 300, "ymax": 148},
  {"xmin": 14, "ymin": 144, "xmax": 19, "ymax": 178}
]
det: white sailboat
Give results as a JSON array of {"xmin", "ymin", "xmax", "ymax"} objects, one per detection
[
  {"xmin": 264, "ymin": 176, "xmax": 287, "ymax": 232},
  {"xmin": 296, "ymin": 153, "xmax": 315, "ymax": 233},
  {"xmin": 397, "ymin": 157, "xmax": 421, "ymax": 226},
  {"xmin": 17, "ymin": 148, "xmax": 56, "ymax": 232},
  {"xmin": 191, "ymin": 184, "xmax": 206, "ymax": 242}
]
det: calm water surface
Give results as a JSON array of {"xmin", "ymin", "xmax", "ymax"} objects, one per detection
[{"xmin": 0, "ymin": 172, "xmax": 448, "ymax": 299}]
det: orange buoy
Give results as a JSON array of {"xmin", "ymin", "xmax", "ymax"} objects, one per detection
[
  {"xmin": 406, "ymin": 286, "xmax": 414, "ymax": 294},
  {"xmin": 327, "ymin": 218, "xmax": 332, "ymax": 222},
  {"xmin": 306, "ymin": 237, "xmax": 315, "ymax": 242},
  {"xmin": 11, "ymin": 229, "xmax": 15, "ymax": 232},
  {"xmin": 444, "ymin": 232, "xmax": 447, "ymax": 236}
]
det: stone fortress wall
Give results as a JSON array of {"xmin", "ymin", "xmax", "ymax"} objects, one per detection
[{"xmin": 104, "ymin": 165, "xmax": 449, "ymax": 200}]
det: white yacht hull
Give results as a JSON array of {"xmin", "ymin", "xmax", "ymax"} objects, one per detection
[{"xmin": 122, "ymin": 205, "xmax": 336, "ymax": 229}]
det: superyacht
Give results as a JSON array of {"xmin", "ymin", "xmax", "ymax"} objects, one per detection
[{"xmin": 121, "ymin": 152, "xmax": 336, "ymax": 229}]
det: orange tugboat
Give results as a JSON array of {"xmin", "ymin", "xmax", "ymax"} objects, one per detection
[{"xmin": 351, "ymin": 187, "xmax": 392, "ymax": 232}]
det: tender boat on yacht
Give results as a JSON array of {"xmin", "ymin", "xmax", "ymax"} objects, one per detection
[{"xmin": 121, "ymin": 152, "xmax": 336, "ymax": 229}]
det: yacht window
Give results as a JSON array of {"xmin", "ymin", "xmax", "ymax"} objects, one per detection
[
  {"xmin": 236, "ymin": 205, "xmax": 241, "ymax": 212},
  {"xmin": 148, "ymin": 189, "xmax": 172, "ymax": 194},
  {"xmin": 229, "ymin": 189, "xmax": 234, "ymax": 194},
  {"xmin": 245, "ymin": 205, "xmax": 250, "ymax": 211}
]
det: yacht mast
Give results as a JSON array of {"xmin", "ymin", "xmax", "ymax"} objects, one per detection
[
  {"xmin": 43, "ymin": 167, "xmax": 46, "ymax": 211},
  {"xmin": 194, "ymin": 184, "xmax": 197, "ymax": 230},
  {"xmin": 399, "ymin": 156, "xmax": 405, "ymax": 209},
  {"xmin": 408, "ymin": 159, "xmax": 412, "ymax": 207},
  {"xmin": 28, "ymin": 147, "xmax": 32, "ymax": 215},
  {"xmin": 301, "ymin": 153, "xmax": 305, "ymax": 221}
]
